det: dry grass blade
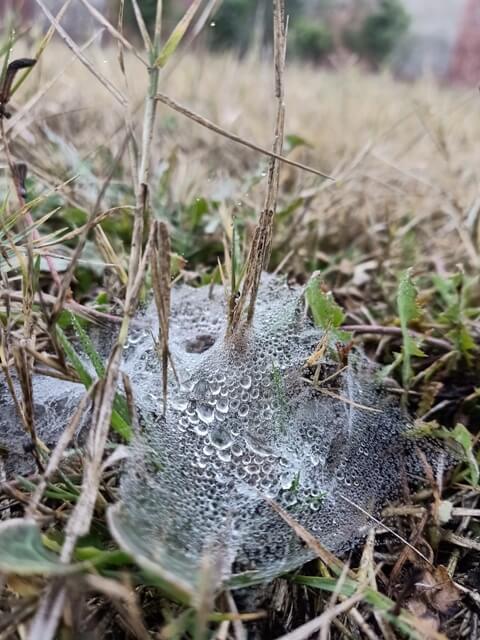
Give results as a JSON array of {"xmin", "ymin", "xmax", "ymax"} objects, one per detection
[
  {"xmin": 339, "ymin": 493, "xmax": 433, "ymax": 565},
  {"xmin": 270, "ymin": 504, "xmax": 381, "ymax": 639},
  {"xmin": 49, "ymin": 132, "xmax": 131, "ymax": 327},
  {"xmin": 320, "ymin": 563, "xmax": 358, "ymax": 640},
  {"xmin": 84, "ymin": 574, "xmax": 150, "ymax": 640},
  {"xmin": 226, "ymin": 592, "xmax": 247, "ymax": 640},
  {"xmin": 11, "ymin": 344, "xmax": 36, "ymax": 443},
  {"xmin": 27, "ymin": 580, "xmax": 66, "ymax": 640},
  {"xmin": 312, "ymin": 387, "xmax": 382, "ymax": 413},
  {"xmin": 228, "ymin": 207, "xmax": 273, "ymax": 332},
  {"xmin": 94, "ymin": 225, "xmax": 128, "ymax": 286},
  {"xmin": 6, "ymin": 30, "xmax": 104, "ymax": 139},
  {"xmin": 228, "ymin": 0, "xmax": 287, "ymax": 332},
  {"xmin": 274, "ymin": 591, "xmax": 365, "ymax": 640},
  {"xmin": 28, "ymin": 226, "xmax": 155, "ymax": 639},
  {"xmin": 130, "ymin": 0, "xmax": 153, "ymax": 52},
  {"xmin": 441, "ymin": 530, "xmax": 480, "ymax": 552},
  {"xmin": 138, "ymin": 0, "xmax": 163, "ymax": 198},
  {"xmin": 10, "ymin": 0, "xmax": 73, "ymax": 96},
  {"xmin": 34, "ymin": 0, "xmax": 128, "ymax": 107},
  {"xmin": 342, "ymin": 324, "xmax": 452, "ymax": 352},
  {"xmin": 0, "ymin": 325, "xmax": 24, "ymax": 424},
  {"xmin": 78, "ymin": 0, "xmax": 148, "ymax": 67},
  {"xmin": 0, "ymin": 287, "xmax": 124, "ymax": 326},
  {"xmin": 155, "ymin": 92, "xmax": 334, "ymax": 180},
  {"xmin": 1, "ymin": 118, "xmax": 62, "ymax": 287},
  {"xmin": 193, "ymin": 549, "xmax": 223, "ymax": 640},
  {"xmin": 151, "ymin": 220, "xmax": 173, "ymax": 414},
  {"xmin": 266, "ymin": 497, "xmax": 351, "ymax": 578}
]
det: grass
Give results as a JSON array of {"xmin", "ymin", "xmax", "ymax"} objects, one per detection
[{"xmin": 0, "ymin": 2, "xmax": 479, "ymax": 639}]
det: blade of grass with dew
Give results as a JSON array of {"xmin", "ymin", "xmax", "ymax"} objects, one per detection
[{"xmin": 56, "ymin": 325, "xmax": 132, "ymax": 440}]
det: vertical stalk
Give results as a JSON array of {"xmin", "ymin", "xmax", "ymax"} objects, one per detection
[
  {"xmin": 227, "ymin": 0, "xmax": 287, "ymax": 333},
  {"xmin": 132, "ymin": 0, "xmax": 163, "ymax": 283},
  {"xmin": 138, "ymin": 0, "xmax": 163, "ymax": 194}
]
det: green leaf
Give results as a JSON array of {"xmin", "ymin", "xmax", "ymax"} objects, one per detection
[
  {"xmin": 397, "ymin": 269, "xmax": 425, "ymax": 385},
  {"xmin": 305, "ymin": 274, "xmax": 350, "ymax": 345},
  {"xmin": 70, "ymin": 312, "xmax": 105, "ymax": 378},
  {"xmin": 56, "ymin": 325, "xmax": 132, "ymax": 441},
  {"xmin": 397, "ymin": 268, "xmax": 420, "ymax": 326},
  {"xmin": 74, "ymin": 546, "xmax": 132, "ymax": 568},
  {"xmin": 0, "ymin": 519, "xmax": 71, "ymax": 575},
  {"xmin": 306, "ymin": 274, "xmax": 345, "ymax": 330},
  {"xmin": 448, "ymin": 325, "xmax": 476, "ymax": 357},
  {"xmin": 276, "ymin": 197, "xmax": 303, "ymax": 222},
  {"xmin": 433, "ymin": 272, "xmax": 477, "ymax": 361},
  {"xmin": 186, "ymin": 197, "xmax": 209, "ymax": 229},
  {"xmin": 450, "ymin": 423, "xmax": 479, "ymax": 486},
  {"xmin": 285, "ymin": 134, "xmax": 312, "ymax": 152},
  {"xmin": 154, "ymin": 0, "xmax": 203, "ymax": 68},
  {"xmin": 56, "ymin": 325, "xmax": 92, "ymax": 388}
]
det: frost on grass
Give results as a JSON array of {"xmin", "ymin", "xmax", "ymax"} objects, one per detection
[{"xmin": 1, "ymin": 277, "xmax": 442, "ymax": 592}]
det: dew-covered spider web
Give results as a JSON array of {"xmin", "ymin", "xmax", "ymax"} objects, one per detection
[
  {"xmin": 107, "ymin": 276, "xmax": 444, "ymax": 593},
  {"xmin": 0, "ymin": 276, "xmax": 446, "ymax": 594}
]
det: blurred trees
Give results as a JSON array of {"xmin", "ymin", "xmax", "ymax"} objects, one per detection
[
  {"xmin": 124, "ymin": 0, "xmax": 410, "ymax": 67},
  {"xmin": 290, "ymin": 19, "xmax": 334, "ymax": 62},
  {"xmin": 344, "ymin": 0, "xmax": 410, "ymax": 66}
]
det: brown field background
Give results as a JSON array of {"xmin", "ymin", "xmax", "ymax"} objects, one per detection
[{"xmin": 9, "ymin": 40, "xmax": 480, "ymax": 279}]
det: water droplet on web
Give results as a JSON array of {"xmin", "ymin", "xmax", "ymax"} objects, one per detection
[
  {"xmin": 197, "ymin": 403, "xmax": 214, "ymax": 424},
  {"xmin": 246, "ymin": 464, "xmax": 259, "ymax": 475},
  {"xmin": 209, "ymin": 381, "xmax": 221, "ymax": 395},
  {"xmin": 218, "ymin": 449, "xmax": 231, "ymax": 462},
  {"xmin": 282, "ymin": 491, "xmax": 298, "ymax": 507},
  {"xmin": 178, "ymin": 417, "xmax": 189, "ymax": 432},
  {"xmin": 194, "ymin": 422, "xmax": 209, "ymax": 436},
  {"xmin": 216, "ymin": 398, "xmax": 229, "ymax": 413},
  {"xmin": 238, "ymin": 404, "xmax": 249, "ymax": 417},
  {"xmin": 240, "ymin": 374, "xmax": 252, "ymax": 390},
  {"xmin": 231, "ymin": 443, "xmax": 243, "ymax": 457},
  {"xmin": 171, "ymin": 397, "xmax": 188, "ymax": 412},
  {"xmin": 210, "ymin": 427, "xmax": 232, "ymax": 450}
]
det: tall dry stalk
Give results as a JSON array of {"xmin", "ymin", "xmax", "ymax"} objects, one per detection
[
  {"xmin": 150, "ymin": 220, "xmax": 175, "ymax": 414},
  {"xmin": 228, "ymin": 0, "xmax": 287, "ymax": 334}
]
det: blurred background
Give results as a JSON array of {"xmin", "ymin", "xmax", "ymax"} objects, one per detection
[
  {"xmin": 2, "ymin": 0, "xmax": 480, "ymax": 85},
  {"xmin": 1, "ymin": 0, "xmax": 480, "ymax": 287}
]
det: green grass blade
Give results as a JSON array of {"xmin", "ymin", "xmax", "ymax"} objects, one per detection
[
  {"xmin": 154, "ymin": 0, "xmax": 203, "ymax": 68},
  {"xmin": 56, "ymin": 325, "xmax": 132, "ymax": 441}
]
